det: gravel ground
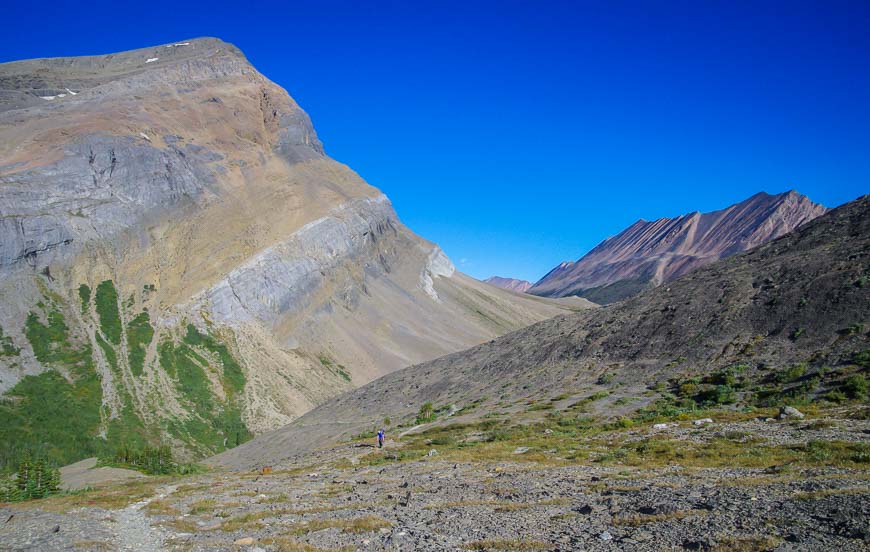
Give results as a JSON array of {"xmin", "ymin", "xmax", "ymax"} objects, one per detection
[{"xmin": 1, "ymin": 415, "xmax": 868, "ymax": 552}]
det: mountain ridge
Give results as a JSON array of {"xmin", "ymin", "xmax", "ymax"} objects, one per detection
[
  {"xmin": 529, "ymin": 190, "xmax": 827, "ymax": 303},
  {"xmin": 484, "ymin": 276, "xmax": 533, "ymax": 293}
]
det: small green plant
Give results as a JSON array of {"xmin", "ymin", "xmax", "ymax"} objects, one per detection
[
  {"xmin": 596, "ymin": 373, "xmax": 614, "ymax": 385},
  {"xmin": 416, "ymin": 402, "xmax": 435, "ymax": 424},
  {"xmin": 842, "ymin": 375, "xmax": 868, "ymax": 401},
  {"xmin": 840, "ymin": 323, "xmax": 865, "ymax": 336}
]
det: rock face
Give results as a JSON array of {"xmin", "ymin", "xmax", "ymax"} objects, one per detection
[
  {"xmin": 529, "ymin": 191, "xmax": 827, "ymax": 303},
  {"xmin": 0, "ymin": 38, "xmax": 583, "ymax": 465},
  {"xmin": 484, "ymin": 276, "xmax": 533, "ymax": 293},
  {"xmin": 210, "ymin": 194, "xmax": 869, "ymax": 469}
]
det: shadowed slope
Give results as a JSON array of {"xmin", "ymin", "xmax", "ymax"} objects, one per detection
[{"xmin": 210, "ymin": 194, "xmax": 868, "ymax": 470}]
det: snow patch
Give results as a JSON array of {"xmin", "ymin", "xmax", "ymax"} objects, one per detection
[
  {"xmin": 167, "ymin": 42, "xmax": 191, "ymax": 47},
  {"xmin": 145, "ymin": 57, "xmax": 159, "ymax": 63},
  {"xmin": 65, "ymin": 88, "xmax": 77, "ymax": 95},
  {"xmin": 39, "ymin": 96, "xmax": 56, "ymax": 100},
  {"xmin": 420, "ymin": 247, "xmax": 455, "ymax": 302},
  {"xmin": 139, "ymin": 132, "xmax": 151, "ymax": 142}
]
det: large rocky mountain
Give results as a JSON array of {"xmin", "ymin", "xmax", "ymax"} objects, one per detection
[
  {"xmin": 529, "ymin": 191, "xmax": 827, "ymax": 303},
  {"xmin": 0, "ymin": 38, "xmax": 583, "ymax": 465},
  {"xmin": 211, "ymin": 194, "xmax": 869, "ymax": 470},
  {"xmin": 484, "ymin": 276, "xmax": 532, "ymax": 293}
]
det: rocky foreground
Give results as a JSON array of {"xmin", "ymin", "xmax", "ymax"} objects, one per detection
[{"xmin": 1, "ymin": 405, "xmax": 867, "ymax": 551}]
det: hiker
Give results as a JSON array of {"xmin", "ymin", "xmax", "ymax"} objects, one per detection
[{"xmin": 377, "ymin": 429, "xmax": 385, "ymax": 448}]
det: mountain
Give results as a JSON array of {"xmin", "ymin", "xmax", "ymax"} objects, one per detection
[
  {"xmin": 529, "ymin": 191, "xmax": 827, "ymax": 303},
  {"xmin": 0, "ymin": 39, "xmax": 584, "ymax": 466},
  {"xmin": 484, "ymin": 276, "xmax": 533, "ymax": 293},
  {"xmin": 210, "ymin": 194, "xmax": 869, "ymax": 470}
]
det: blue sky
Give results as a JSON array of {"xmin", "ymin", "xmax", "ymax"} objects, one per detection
[{"xmin": 2, "ymin": 1, "xmax": 868, "ymax": 283}]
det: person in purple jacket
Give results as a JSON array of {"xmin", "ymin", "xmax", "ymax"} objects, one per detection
[{"xmin": 377, "ymin": 429, "xmax": 385, "ymax": 448}]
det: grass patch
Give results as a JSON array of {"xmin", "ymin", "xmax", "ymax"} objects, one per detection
[
  {"xmin": 144, "ymin": 499, "xmax": 180, "ymax": 516},
  {"xmin": 94, "ymin": 280, "xmax": 122, "ymax": 345},
  {"xmin": 612, "ymin": 509, "xmax": 706, "ymax": 526},
  {"xmin": 188, "ymin": 498, "xmax": 218, "ymax": 514},
  {"xmin": 36, "ymin": 477, "xmax": 169, "ymax": 513},
  {"xmin": 77, "ymin": 284, "xmax": 90, "ymax": 314},
  {"xmin": 126, "ymin": 312, "xmax": 154, "ymax": 377}
]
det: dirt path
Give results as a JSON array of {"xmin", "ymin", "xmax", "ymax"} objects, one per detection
[{"xmin": 111, "ymin": 483, "xmax": 178, "ymax": 551}]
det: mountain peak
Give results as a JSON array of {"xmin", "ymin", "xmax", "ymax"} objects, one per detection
[
  {"xmin": 529, "ymin": 190, "xmax": 827, "ymax": 303},
  {"xmin": 484, "ymin": 276, "xmax": 533, "ymax": 293}
]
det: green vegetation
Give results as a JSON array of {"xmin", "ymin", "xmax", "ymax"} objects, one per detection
[
  {"xmin": 842, "ymin": 374, "xmax": 868, "ymax": 400},
  {"xmin": 127, "ymin": 312, "xmax": 154, "ymax": 377},
  {"xmin": 3, "ymin": 285, "xmax": 256, "ymax": 473},
  {"xmin": 416, "ymin": 402, "xmax": 435, "ymax": 424},
  {"xmin": 335, "ymin": 364, "xmax": 352, "ymax": 382},
  {"xmin": 0, "ymin": 325, "xmax": 19, "ymax": 357},
  {"xmin": 183, "ymin": 325, "xmax": 245, "ymax": 396},
  {"xmin": 78, "ymin": 284, "xmax": 91, "ymax": 314},
  {"xmin": 95, "ymin": 280, "xmax": 122, "ymax": 344},
  {"xmin": 5, "ymin": 302, "xmax": 104, "ymax": 469},
  {"xmin": 158, "ymin": 326, "xmax": 251, "ymax": 452},
  {"xmin": 318, "ymin": 354, "xmax": 351, "ymax": 382},
  {"xmin": 25, "ymin": 307, "xmax": 88, "ymax": 366},
  {"xmin": 102, "ymin": 444, "xmax": 201, "ymax": 475},
  {"xmin": 0, "ymin": 456, "xmax": 61, "ymax": 502},
  {"xmin": 0, "ymin": 369, "xmax": 101, "ymax": 470},
  {"xmin": 360, "ymin": 406, "xmax": 870, "ymax": 471}
]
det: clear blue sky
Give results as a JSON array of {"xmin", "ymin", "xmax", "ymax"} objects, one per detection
[{"xmin": 2, "ymin": 1, "xmax": 868, "ymax": 283}]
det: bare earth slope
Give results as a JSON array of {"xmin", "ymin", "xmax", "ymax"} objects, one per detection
[
  {"xmin": 0, "ymin": 38, "xmax": 581, "ymax": 464},
  {"xmin": 530, "ymin": 191, "xmax": 827, "ymax": 303},
  {"xmin": 484, "ymin": 276, "xmax": 533, "ymax": 293},
  {"xmin": 211, "ymin": 194, "xmax": 869, "ymax": 470}
]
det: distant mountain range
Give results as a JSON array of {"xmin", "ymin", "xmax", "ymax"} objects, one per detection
[
  {"xmin": 484, "ymin": 276, "xmax": 533, "ymax": 293},
  {"xmin": 528, "ymin": 190, "xmax": 827, "ymax": 303}
]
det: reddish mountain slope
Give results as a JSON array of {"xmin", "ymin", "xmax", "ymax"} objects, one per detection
[
  {"xmin": 529, "ymin": 191, "xmax": 826, "ymax": 303},
  {"xmin": 484, "ymin": 276, "xmax": 533, "ymax": 293}
]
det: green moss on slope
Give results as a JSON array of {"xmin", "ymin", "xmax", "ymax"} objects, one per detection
[
  {"xmin": 0, "ymin": 325, "xmax": 19, "ymax": 357},
  {"xmin": 160, "ymin": 329, "xmax": 251, "ymax": 453},
  {"xmin": 127, "ymin": 312, "xmax": 154, "ymax": 377},
  {"xmin": 183, "ymin": 324, "xmax": 246, "ymax": 396},
  {"xmin": 78, "ymin": 284, "xmax": 91, "ymax": 314},
  {"xmin": 95, "ymin": 280, "xmax": 122, "ymax": 345}
]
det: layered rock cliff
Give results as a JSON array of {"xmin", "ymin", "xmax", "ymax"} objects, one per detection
[
  {"xmin": 0, "ymin": 38, "xmax": 581, "ymax": 465},
  {"xmin": 529, "ymin": 191, "xmax": 827, "ymax": 303}
]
